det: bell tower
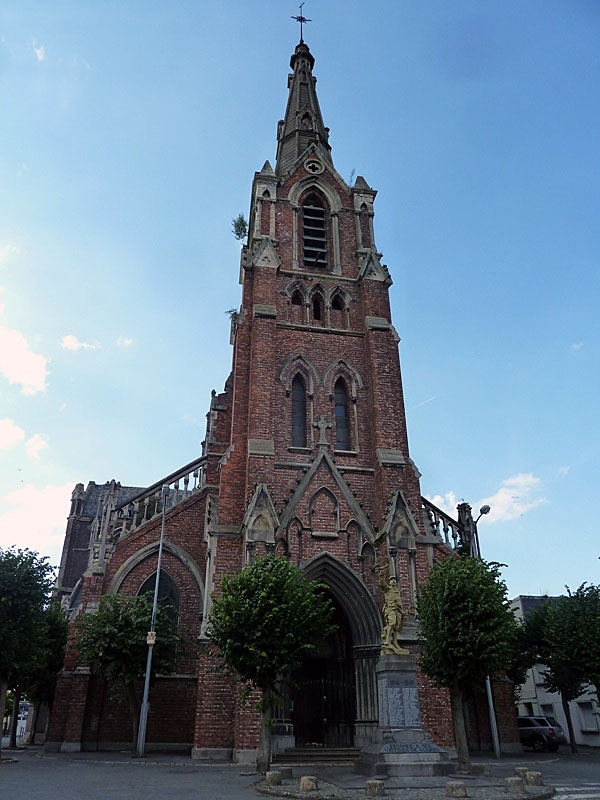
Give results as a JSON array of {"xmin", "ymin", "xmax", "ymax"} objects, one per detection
[
  {"xmin": 194, "ymin": 38, "xmax": 437, "ymax": 755},
  {"xmin": 215, "ymin": 38, "xmax": 424, "ymax": 553}
]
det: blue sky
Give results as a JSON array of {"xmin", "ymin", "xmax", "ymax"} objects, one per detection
[{"xmin": 1, "ymin": 1, "xmax": 598, "ymax": 599}]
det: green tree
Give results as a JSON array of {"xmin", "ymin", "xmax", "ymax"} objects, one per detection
[
  {"xmin": 231, "ymin": 213, "xmax": 248, "ymax": 241},
  {"xmin": 75, "ymin": 593, "xmax": 179, "ymax": 751},
  {"xmin": 22, "ymin": 600, "xmax": 68, "ymax": 743},
  {"xmin": 524, "ymin": 584, "xmax": 600, "ymax": 753},
  {"xmin": 417, "ymin": 556, "xmax": 518, "ymax": 772},
  {"xmin": 0, "ymin": 548, "xmax": 54, "ymax": 759},
  {"xmin": 206, "ymin": 555, "xmax": 336, "ymax": 773},
  {"xmin": 567, "ymin": 583, "xmax": 600, "ymax": 698}
]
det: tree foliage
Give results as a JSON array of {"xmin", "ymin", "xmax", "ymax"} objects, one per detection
[
  {"xmin": 417, "ymin": 556, "xmax": 518, "ymax": 772},
  {"xmin": 231, "ymin": 213, "xmax": 248, "ymax": 241},
  {"xmin": 76, "ymin": 593, "xmax": 179, "ymax": 686},
  {"xmin": 0, "ymin": 547, "xmax": 55, "ymax": 758},
  {"xmin": 418, "ymin": 557, "xmax": 518, "ymax": 690},
  {"xmin": 21, "ymin": 600, "xmax": 68, "ymax": 706},
  {"xmin": 206, "ymin": 555, "xmax": 336, "ymax": 771},
  {"xmin": 75, "ymin": 593, "xmax": 179, "ymax": 749},
  {"xmin": 523, "ymin": 583, "xmax": 600, "ymax": 752}
]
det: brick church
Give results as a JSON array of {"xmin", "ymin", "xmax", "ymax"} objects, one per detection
[{"xmin": 47, "ymin": 37, "xmax": 518, "ymax": 759}]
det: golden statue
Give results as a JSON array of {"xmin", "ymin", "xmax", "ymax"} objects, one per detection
[{"xmin": 377, "ymin": 560, "xmax": 409, "ymax": 656}]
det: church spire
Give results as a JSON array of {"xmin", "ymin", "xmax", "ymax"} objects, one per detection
[{"xmin": 275, "ymin": 40, "xmax": 332, "ymax": 176}]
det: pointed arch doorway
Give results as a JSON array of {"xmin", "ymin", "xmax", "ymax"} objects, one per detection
[
  {"xmin": 288, "ymin": 553, "xmax": 382, "ymax": 749},
  {"xmin": 291, "ymin": 595, "xmax": 355, "ymax": 746}
]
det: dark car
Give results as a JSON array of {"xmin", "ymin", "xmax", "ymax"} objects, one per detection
[{"xmin": 517, "ymin": 715, "xmax": 567, "ymax": 752}]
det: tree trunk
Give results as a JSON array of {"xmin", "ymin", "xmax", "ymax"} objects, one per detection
[
  {"xmin": 0, "ymin": 678, "xmax": 8, "ymax": 760},
  {"xmin": 126, "ymin": 683, "xmax": 140, "ymax": 753},
  {"xmin": 256, "ymin": 689, "xmax": 273, "ymax": 774},
  {"xmin": 449, "ymin": 682, "xmax": 471, "ymax": 773},
  {"xmin": 561, "ymin": 692, "xmax": 578, "ymax": 753},
  {"xmin": 26, "ymin": 703, "xmax": 40, "ymax": 745},
  {"xmin": 8, "ymin": 687, "xmax": 21, "ymax": 749}
]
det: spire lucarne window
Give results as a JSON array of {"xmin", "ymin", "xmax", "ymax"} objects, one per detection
[{"xmin": 302, "ymin": 193, "xmax": 328, "ymax": 269}]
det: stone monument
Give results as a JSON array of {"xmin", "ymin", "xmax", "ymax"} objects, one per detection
[{"xmin": 356, "ymin": 560, "xmax": 453, "ymax": 777}]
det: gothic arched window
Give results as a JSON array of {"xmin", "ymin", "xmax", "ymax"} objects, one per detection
[
  {"xmin": 292, "ymin": 374, "xmax": 307, "ymax": 447},
  {"xmin": 138, "ymin": 570, "xmax": 180, "ymax": 628},
  {"xmin": 291, "ymin": 290, "xmax": 303, "ymax": 306},
  {"xmin": 302, "ymin": 193, "xmax": 328, "ymax": 269},
  {"xmin": 138, "ymin": 570, "xmax": 180, "ymax": 669},
  {"xmin": 334, "ymin": 378, "xmax": 350, "ymax": 451}
]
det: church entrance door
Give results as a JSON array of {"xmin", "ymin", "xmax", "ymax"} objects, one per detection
[{"xmin": 291, "ymin": 601, "xmax": 355, "ymax": 747}]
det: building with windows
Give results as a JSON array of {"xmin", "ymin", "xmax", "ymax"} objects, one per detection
[
  {"xmin": 47, "ymin": 38, "xmax": 519, "ymax": 760},
  {"xmin": 511, "ymin": 596, "xmax": 600, "ymax": 748}
]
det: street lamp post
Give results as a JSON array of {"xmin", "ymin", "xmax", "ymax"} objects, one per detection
[
  {"xmin": 473, "ymin": 504, "xmax": 501, "ymax": 759},
  {"xmin": 458, "ymin": 502, "xmax": 501, "ymax": 758},
  {"xmin": 136, "ymin": 484, "xmax": 170, "ymax": 758}
]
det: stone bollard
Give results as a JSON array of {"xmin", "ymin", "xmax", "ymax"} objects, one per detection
[
  {"xmin": 265, "ymin": 771, "xmax": 282, "ymax": 787},
  {"xmin": 365, "ymin": 779, "xmax": 386, "ymax": 796},
  {"xmin": 525, "ymin": 771, "xmax": 544, "ymax": 786},
  {"xmin": 299, "ymin": 775, "xmax": 318, "ymax": 792},
  {"xmin": 505, "ymin": 776, "xmax": 525, "ymax": 794},
  {"xmin": 514, "ymin": 767, "xmax": 529, "ymax": 779},
  {"xmin": 446, "ymin": 781, "xmax": 467, "ymax": 798}
]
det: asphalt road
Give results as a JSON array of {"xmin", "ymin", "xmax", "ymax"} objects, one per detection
[
  {"xmin": 1, "ymin": 746, "xmax": 599, "ymax": 800},
  {"xmin": 477, "ymin": 748, "xmax": 600, "ymax": 800},
  {"xmin": 0, "ymin": 751, "xmax": 260, "ymax": 800}
]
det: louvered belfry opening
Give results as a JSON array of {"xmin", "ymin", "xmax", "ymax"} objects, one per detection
[{"xmin": 302, "ymin": 193, "xmax": 328, "ymax": 269}]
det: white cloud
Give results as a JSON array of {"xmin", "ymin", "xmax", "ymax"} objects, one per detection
[
  {"xmin": 116, "ymin": 336, "xmax": 133, "ymax": 348},
  {"xmin": 0, "ymin": 324, "xmax": 48, "ymax": 394},
  {"xmin": 478, "ymin": 473, "xmax": 548, "ymax": 523},
  {"xmin": 61, "ymin": 334, "xmax": 99, "ymax": 351},
  {"xmin": 571, "ymin": 342, "xmax": 583, "ymax": 352},
  {"xmin": 0, "ymin": 418, "xmax": 26, "ymax": 450},
  {"xmin": 427, "ymin": 473, "xmax": 548, "ymax": 524},
  {"xmin": 26, "ymin": 433, "xmax": 48, "ymax": 459},
  {"xmin": 0, "ymin": 482, "xmax": 73, "ymax": 566},
  {"xmin": 32, "ymin": 40, "xmax": 45, "ymax": 62},
  {"xmin": 558, "ymin": 465, "xmax": 571, "ymax": 477},
  {"xmin": 426, "ymin": 490, "xmax": 459, "ymax": 518}
]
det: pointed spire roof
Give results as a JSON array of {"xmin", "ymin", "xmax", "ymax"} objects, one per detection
[{"xmin": 275, "ymin": 41, "xmax": 332, "ymax": 176}]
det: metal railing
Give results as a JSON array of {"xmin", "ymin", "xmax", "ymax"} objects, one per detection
[{"xmin": 110, "ymin": 455, "xmax": 207, "ymax": 539}]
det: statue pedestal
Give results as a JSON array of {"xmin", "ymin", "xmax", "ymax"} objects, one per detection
[{"xmin": 356, "ymin": 654, "xmax": 453, "ymax": 777}]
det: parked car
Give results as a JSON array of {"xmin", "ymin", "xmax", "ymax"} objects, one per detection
[{"xmin": 517, "ymin": 715, "xmax": 567, "ymax": 752}]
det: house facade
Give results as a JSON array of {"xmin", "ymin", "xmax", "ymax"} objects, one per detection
[{"xmin": 511, "ymin": 595, "xmax": 600, "ymax": 748}]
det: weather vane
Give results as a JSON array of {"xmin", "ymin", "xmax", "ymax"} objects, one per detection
[{"xmin": 291, "ymin": 3, "xmax": 311, "ymax": 43}]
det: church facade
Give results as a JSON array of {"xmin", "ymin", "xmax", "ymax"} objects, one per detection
[{"xmin": 47, "ymin": 39, "xmax": 518, "ymax": 759}]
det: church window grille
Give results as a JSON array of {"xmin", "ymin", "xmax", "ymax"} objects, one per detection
[
  {"xmin": 139, "ymin": 570, "xmax": 180, "ymax": 626},
  {"xmin": 302, "ymin": 194, "xmax": 328, "ymax": 269},
  {"xmin": 334, "ymin": 379, "xmax": 350, "ymax": 451},
  {"xmin": 292, "ymin": 374, "xmax": 307, "ymax": 447},
  {"xmin": 138, "ymin": 570, "xmax": 179, "ymax": 668}
]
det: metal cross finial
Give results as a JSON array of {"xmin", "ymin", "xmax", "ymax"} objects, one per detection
[{"xmin": 291, "ymin": 2, "xmax": 311, "ymax": 43}]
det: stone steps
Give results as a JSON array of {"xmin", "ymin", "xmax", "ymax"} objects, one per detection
[{"xmin": 273, "ymin": 746, "xmax": 360, "ymax": 765}]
